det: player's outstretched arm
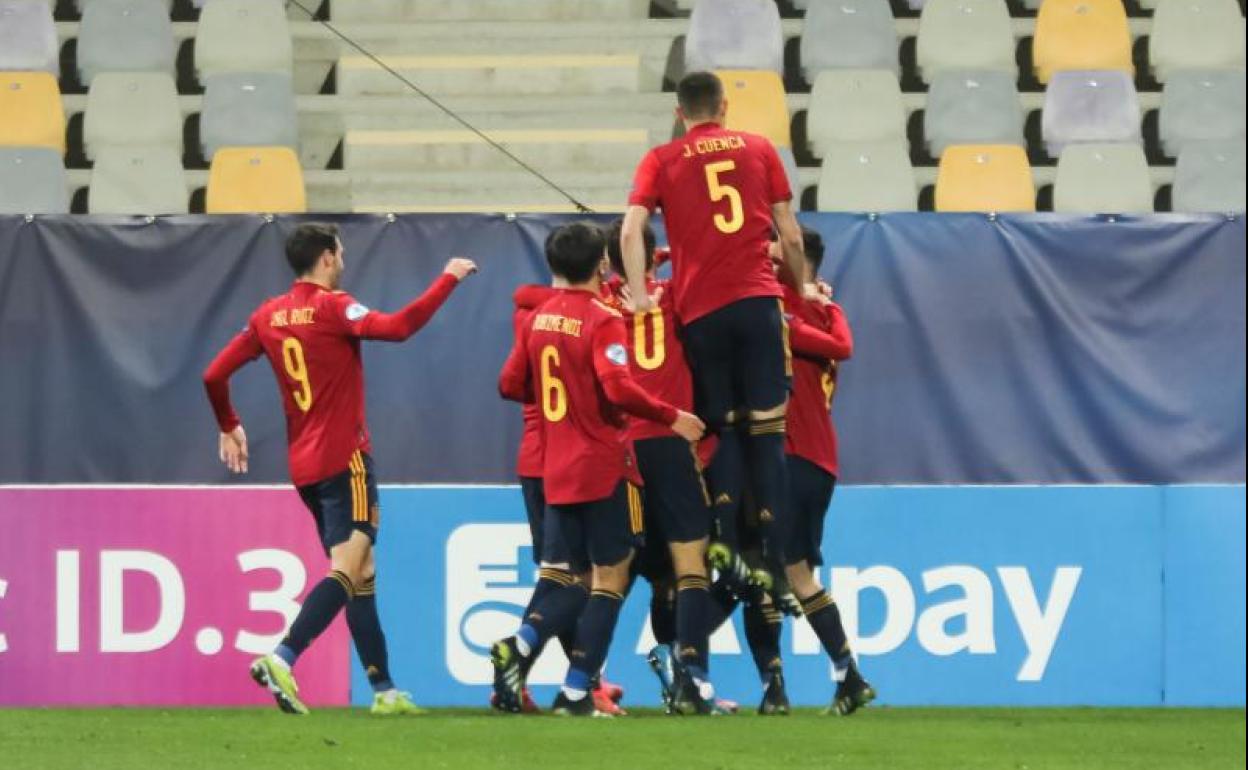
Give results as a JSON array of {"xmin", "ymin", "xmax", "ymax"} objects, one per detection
[
  {"xmin": 592, "ymin": 318, "xmax": 705, "ymax": 440},
  {"xmin": 202, "ymin": 326, "xmax": 262, "ymax": 473},
  {"xmin": 351, "ymin": 258, "xmax": 477, "ymax": 342}
]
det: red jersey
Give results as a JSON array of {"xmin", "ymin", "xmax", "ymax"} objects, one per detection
[
  {"xmin": 204, "ymin": 274, "xmax": 460, "ymax": 487},
  {"xmin": 610, "ymin": 277, "xmax": 695, "ymax": 442},
  {"xmin": 783, "ymin": 285, "xmax": 854, "ymax": 478},
  {"xmin": 498, "ymin": 288, "xmax": 680, "ymax": 506},
  {"xmin": 628, "ymin": 122, "xmax": 792, "ymax": 324},
  {"xmin": 511, "ymin": 305, "xmax": 544, "ymax": 479}
]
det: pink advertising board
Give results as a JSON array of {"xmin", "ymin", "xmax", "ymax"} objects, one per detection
[{"xmin": 0, "ymin": 488, "xmax": 350, "ymax": 706}]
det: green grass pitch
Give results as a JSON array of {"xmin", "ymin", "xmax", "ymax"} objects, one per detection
[{"xmin": 1, "ymin": 707, "xmax": 1243, "ymax": 770}]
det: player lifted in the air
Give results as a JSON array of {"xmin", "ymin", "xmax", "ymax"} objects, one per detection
[
  {"xmin": 494, "ymin": 222, "xmax": 704, "ymax": 716},
  {"xmin": 202, "ymin": 222, "xmax": 477, "ymax": 715},
  {"xmin": 620, "ymin": 71, "xmax": 810, "ymax": 598}
]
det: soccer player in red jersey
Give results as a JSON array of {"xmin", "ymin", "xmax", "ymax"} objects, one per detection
[
  {"xmin": 773, "ymin": 227, "xmax": 876, "ymax": 716},
  {"xmin": 202, "ymin": 222, "xmax": 477, "ymax": 715},
  {"xmin": 620, "ymin": 71, "xmax": 811, "ymax": 594},
  {"xmin": 492, "ymin": 222, "xmax": 704, "ymax": 716}
]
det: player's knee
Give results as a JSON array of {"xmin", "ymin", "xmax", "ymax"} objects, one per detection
[
  {"xmin": 784, "ymin": 561, "xmax": 819, "ymax": 596},
  {"xmin": 593, "ymin": 557, "xmax": 633, "ymax": 593},
  {"xmin": 668, "ymin": 539, "xmax": 708, "ymax": 576}
]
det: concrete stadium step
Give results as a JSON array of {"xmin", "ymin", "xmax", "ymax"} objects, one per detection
[
  {"xmin": 344, "ymin": 128, "xmax": 651, "ymax": 173},
  {"xmin": 349, "ymin": 170, "xmax": 631, "ymax": 213},
  {"xmin": 329, "ymin": 0, "xmax": 650, "ymax": 22},
  {"xmin": 337, "ymin": 54, "xmax": 642, "ymax": 97}
]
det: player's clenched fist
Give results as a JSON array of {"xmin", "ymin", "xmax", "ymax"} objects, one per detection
[
  {"xmin": 443, "ymin": 258, "xmax": 478, "ymax": 281},
  {"xmin": 670, "ymin": 410, "xmax": 706, "ymax": 442}
]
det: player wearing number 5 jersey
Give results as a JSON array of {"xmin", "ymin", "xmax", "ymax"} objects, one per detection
[
  {"xmin": 621, "ymin": 71, "xmax": 810, "ymax": 590},
  {"xmin": 202, "ymin": 222, "xmax": 477, "ymax": 716}
]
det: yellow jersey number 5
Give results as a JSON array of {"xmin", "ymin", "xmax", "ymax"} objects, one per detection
[{"xmin": 704, "ymin": 160, "xmax": 744, "ymax": 235}]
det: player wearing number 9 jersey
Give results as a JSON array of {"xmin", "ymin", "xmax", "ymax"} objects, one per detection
[
  {"xmin": 492, "ymin": 222, "xmax": 705, "ymax": 716},
  {"xmin": 621, "ymin": 71, "xmax": 810, "ymax": 591},
  {"xmin": 202, "ymin": 222, "xmax": 476, "ymax": 716}
]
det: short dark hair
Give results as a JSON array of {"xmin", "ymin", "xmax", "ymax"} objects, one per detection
[
  {"xmin": 285, "ymin": 223, "xmax": 339, "ymax": 276},
  {"xmin": 801, "ymin": 227, "xmax": 826, "ymax": 273},
  {"xmin": 545, "ymin": 221, "xmax": 606, "ymax": 284},
  {"xmin": 605, "ymin": 217, "xmax": 655, "ymax": 276},
  {"xmin": 678, "ymin": 71, "xmax": 724, "ymax": 121}
]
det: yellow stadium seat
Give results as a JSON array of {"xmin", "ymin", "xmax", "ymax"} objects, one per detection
[
  {"xmin": 0, "ymin": 72, "xmax": 66, "ymax": 154},
  {"xmin": 715, "ymin": 70, "xmax": 792, "ymax": 148},
  {"xmin": 206, "ymin": 147, "xmax": 306, "ymax": 213},
  {"xmin": 936, "ymin": 144, "xmax": 1036, "ymax": 212},
  {"xmin": 1033, "ymin": 0, "xmax": 1134, "ymax": 84}
]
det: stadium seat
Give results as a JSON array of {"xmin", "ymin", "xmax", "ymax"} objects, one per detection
[
  {"xmin": 778, "ymin": 146, "xmax": 802, "ymax": 197},
  {"xmin": 200, "ymin": 72, "xmax": 299, "ymax": 160},
  {"xmin": 1159, "ymin": 69, "xmax": 1246, "ymax": 158},
  {"xmin": 916, "ymin": 0, "xmax": 1017, "ymax": 83},
  {"xmin": 806, "ymin": 70, "xmax": 905, "ymax": 157},
  {"xmin": 800, "ymin": 0, "xmax": 900, "ymax": 82},
  {"xmin": 935, "ymin": 144, "xmax": 1035, "ymax": 212},
  {"xmin": 685, "ymin": 0, "xmax": 784, "ymax": 75},
  {"xmin": 89, "ymin": 146, "xmax": 188, "ymax": 214},
  {"xmin": 0, "ymin": 146, "xmax": 68, "ymax": 214},
  {"xmin": 83, "ymin": 72, "xmax": 181, "ymax": 161},
  {"xmin": 206, "ymin": 146, "xmax": 305, "ymax": 213},
  {"xmin": 1042, "ymin": 70, "xmax": 1141, "ymax": 157},
  {"xmin": 717, "ymin": 70, "xmax": 792, "ymax": 148},
  {"xmin": 77, "ymin": 0, "xmax": 176, "ymax": 86},
  {"xmin": 1150, "ymin": 0, "xmax": 1247, "ymax": 83},
  {"xmin": 925, "ymin": 69, "xmax": 1025, "ymax": 158},
  {"xmin": 1032, "ymin": 0, "xmax": 1134, "ymax": 84},
  {"xmin": 195, "ymin": 0, "xmax": 293, "ymax": 82},
  {"xmin": 0, "ymin": 72, "xmax": 65, "ymax": 154},
  {"xmin": 0, "ymin": 0, "xmax": 58, "ymax": 76},
  {"xmin": 816, "ymin": 140, "xmax": 918, "ymax": 212},
  {"xmin": 1172, "ymin": 139, "xmax": 1246, "ymax": 212},
  {"xmin": 1053, "ymin": 143, "xmax": 1153, "ymax": 213}
]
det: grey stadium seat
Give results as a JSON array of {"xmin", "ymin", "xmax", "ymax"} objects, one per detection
[
  {"xmin": 196, "ymin": 0, "xmax": 293, "ymax": 80},
  {"xmin": 1159, "ymin": 69, "xmax": 1246, "ymax": 158},
  {"xmin": 778, "ymin": 146, "xmax": 802, "ymax": 198},
  {"xmin": 200, "ymin": 72, "xmax": 299, "ymax": 160},
  {"xmin": 76, "ymin": 0, "xmax": 176, "ymax": 86},
  {"xmin": 1173, "ymin": 139, "xmax": 1246, "ymax": 212},
  {"xmin": 685, "ymin": 0, "xmax": 784, "ymax": 75},
  {"xmin": 1053, "ymin": 143, "xmax": 1154, "ymax": 213},
  {"xmin": 1042, "ymin": 70, "xmax": 1141, "ymax": 158},
  {"xmin": 806, "ymin": 69, "xmax": 906, "ymax": 157},
  {"xmin": 1150, "ymin": 0, "xmax": 1247, "ymax": 83},
  {"xmin": 0, "ymin": 0, "xmax": 59, "ymax": 76},
  {"xmin": 816, "ymin": 140, "xmax": 918, "ymax": 212},
  {"xmin": 925, "ymin": 69, "xmax": 1025, "ymax": 158},
  {"xmin": 916, "ymin": 0, "xmax": 1017, "ymax": 83},
  {"xmin": 89, "ymin": 146, "xmax": 188, "ymax": 214},
  {"xmin": 801, "ymin": 0, "xmax": 899, "ymax": 82},
  {"xmin": 84, "ymin": 72, "xmax": 182, "ymax": 160},
  {"xmin": 0, "ymin": 147, "xmax": 69, "ymax": 214}
]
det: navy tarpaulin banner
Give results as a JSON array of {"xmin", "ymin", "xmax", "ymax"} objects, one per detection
[{"xmin": 0, "ymin": 213, "xmax": 1243, "ymax": 484}]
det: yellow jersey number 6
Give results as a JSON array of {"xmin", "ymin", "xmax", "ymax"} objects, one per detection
[
  {"xmin": 704, "ymin": 160, "xmax": 744, "ymax": 235},
  {"xmin": 281, "ymin": 338, "xmax": 313, "ymax": 412},
  {"xmin": 540, "ymin": 345, "xmax": 568, "ymax": 422}
]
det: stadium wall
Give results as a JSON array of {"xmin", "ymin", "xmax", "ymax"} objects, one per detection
[{"xmin": 0, "ymin": 484, "xmax": 1242, "ymax": 707}]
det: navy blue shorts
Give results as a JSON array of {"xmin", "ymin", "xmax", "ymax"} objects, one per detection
[
  {"xmin": 297, "ymin": 450, "xmax": 379, "ymax": 556},
  {"xmin": 519, "ymin": 476, "xmax": 546, "ymax": 565},
  {"xmin": 635, "ymin": 435, "xmax": 712, "ymax": 545},
  {"xmin": 543, "ymin": 481, "xmax": 644, "ymax": 572},
  {"xmin": 682, "ymin": 296, "xmax": 791, "ymax": 426},
  {"xmin": 785, "ymin": 455, "xmax": 836, "ymax": 567}
]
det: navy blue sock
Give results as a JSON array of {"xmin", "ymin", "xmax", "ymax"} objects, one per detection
[
  {"xmin": 346, "ymin": 577, "xmax": 393, "ymax": 692},
  {"xmin": 705, "ymin": 579, "xmax": 739, "ymax": 634},
  {"xmin": 800, "ymin": 590, "xmax": 852, "ymax": 671},
  {"xmin": 745, "ymin": 421, "xmax": 789, "ymax": 571},
  {"xmin": 566, "ymin": 588, "xmax": 625, "ymax": 691},
  {"xmin": 745, "ymin": 602, "xmax": 784, "ymax": 682},
  {"xmin": 278, "ymin": 570, "xmax": 353, "ymax": 665},
  {"xmin": 649, "ymin": 584, "xmax": 676, "ymax": 646},
  {"xmin": 706, "ymin": 425, "xmax": 746, "ymax": 544},
  {"xmin": 676, "ymin": 574, "xmax": 712, "ymax": 675},
  {"xmin": 517, "ymin": 568, "xmax": 587, "ymax": 662}
]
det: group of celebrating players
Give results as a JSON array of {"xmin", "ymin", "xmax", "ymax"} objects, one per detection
[{"xmin": 202, "ymin": 71, "xmax": 874, "ymax": 718}]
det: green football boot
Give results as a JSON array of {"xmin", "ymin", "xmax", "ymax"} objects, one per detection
[
  {"xmin": 370, "ymin": 690, "xmax": 428, "ymax": 716},
  {"xmin": 249, "ymin": 655, "xmax": 309, "ymax": 715}
]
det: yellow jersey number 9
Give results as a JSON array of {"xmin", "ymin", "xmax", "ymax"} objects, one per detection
[{"xmin": 281, "ymin": 338, "xmax": 314, "ymax": 412}]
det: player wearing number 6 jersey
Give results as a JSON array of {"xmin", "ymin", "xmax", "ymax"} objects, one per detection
[
  {"xmin": 202, "ymin": 222, "xmax": 477, "ymax": 716},
  {"xmin": 492, "ymin": 222, "xmax": 705, "ymax": 716},
  {"xmin": 621, "ymin": 71, "xmax": 811, "ymax": 595}
]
